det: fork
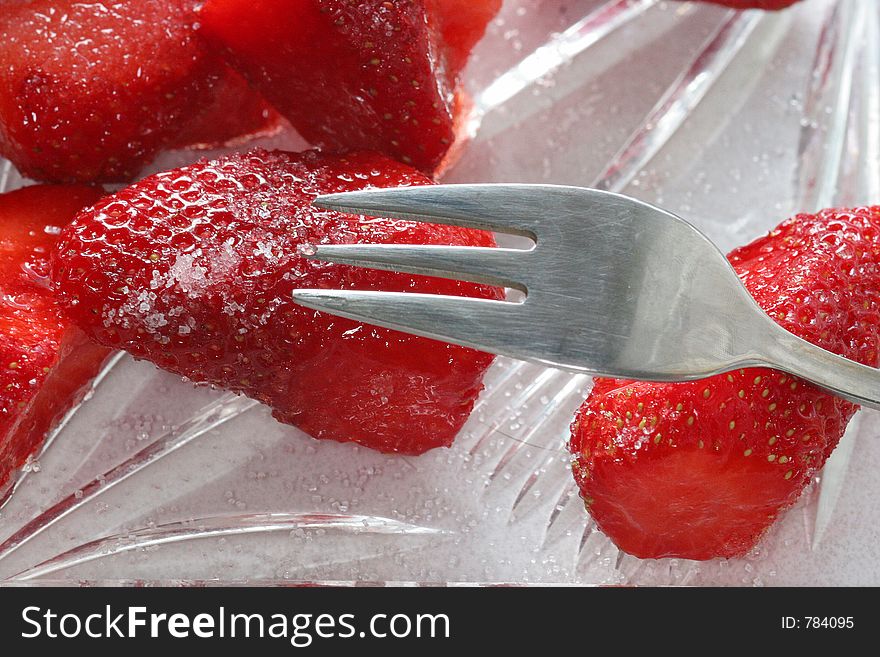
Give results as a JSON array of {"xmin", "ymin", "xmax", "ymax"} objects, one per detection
[{"xmin": 291, "ymin": 184, "xmax": 880, "ymax": 410}]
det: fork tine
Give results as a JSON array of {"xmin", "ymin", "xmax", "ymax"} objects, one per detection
[
  {"xmin": 291, "ymin": 290, "xmax": 523, "ymax": 355},
  {"xmin": 306, "ymin": 244, "xmax": 527, "ymax": 290},
  {"xmin": 315, "ymin": 183, "xmax": 668, "ymax": 247},
  {"xmin": 314, "ymin": 184, "xmax": 546, "ymax": 237}
]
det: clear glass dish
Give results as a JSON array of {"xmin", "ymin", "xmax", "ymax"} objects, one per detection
[{"xmin": 1, "ymin": 0, "xmax": 878, "ymax": 586}]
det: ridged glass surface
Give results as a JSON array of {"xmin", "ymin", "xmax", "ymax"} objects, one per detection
[{"xmin": 1, "ymin": 0, "xmax": 879, "ymax": 585}]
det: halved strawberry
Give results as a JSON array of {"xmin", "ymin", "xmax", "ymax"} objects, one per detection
[
  {"xmin": 570, "ymin": 207, "xmax": 880, "ymax": 560},
  {"xmin": 0, "ymin": 184, "xmax": 112, "ymax": 495},
  {"xmin": 197, "ymin": 0, "xmax": 499, "ymax": 173},
  {"xmin": 0, "ymin": 0, "xmax": 271, "ymax": 183},
  {"xmin": 53, "ymin": 149, "xmax": 499, "ymax": 455}
]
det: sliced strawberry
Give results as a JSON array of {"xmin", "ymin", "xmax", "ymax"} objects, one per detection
[
  {"xmin": 198, "ymin": 0, "xmax": 499, "ymax": 173},
  {"xmin": 53, "ymin": 149, "xmax": 499, "ymax": 455},
  {"xmin": 428, "ymin": 0, "xmax": 501, "ymax": 79},
  {"xmin": 0, "ymin": 184, "xmax": 112, "ymax": 495},
  {"xmin": 174, "ymin": 66, "xmax": 281, "ymax": 150},
  {"xmin": 569, "ymin": 207, "xmax": 880, "ymax": 560},
  {"xmin": 0, "ymin": 0, "xmax": 270, "ymax": 183}
]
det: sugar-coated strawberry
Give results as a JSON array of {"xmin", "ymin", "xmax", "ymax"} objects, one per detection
[
  {"xmin": 570, "ymin": 207, "xmax": 880, "ymax": 560},
  {"xmin": 0, "ymin": 185, "xmax": 112, "ymax": 495},
  {"xmin": 0, "ymin": 0, "xmax": 270, "ymax": 183},
  {"xmin": 54, "ymin": 149, "xmax": 499, "ymax": 455},
  {"xmin": 198, "ymin": 0, "xmax": 499, "ymax": 173}
]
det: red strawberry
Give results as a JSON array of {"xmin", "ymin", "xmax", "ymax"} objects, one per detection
[
  {"xmin": 53, "ymin": 149, "xmax": 499, "ymax": 455},
  {"xmin": 197, "ymin": 0, "xmax": 499, "ymax": 173},
  {"xmin": 0, "ymin": 0, "xmax": 270, "ymax": 184},
  {"xmin": 173, "ymin": 66, "xmax": 281, "ymax": 150},
  {"xmin": 0, "ymin": 184, "xmax": 112, "ymax": 496},
  {"xmin": 569, "ymin": 207, "xmax": 880, "ymax": 560},
  {"xmin": 428, "ymin": 0, "xmax": 501, "ymax": 79}
]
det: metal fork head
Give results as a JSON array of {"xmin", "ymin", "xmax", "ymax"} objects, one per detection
[{"xmin": 292, "ymin": 184, "xmax": 771, "ymax": 381}]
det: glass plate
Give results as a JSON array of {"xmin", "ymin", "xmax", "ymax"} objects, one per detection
[{"xmin": 1, "ymin": 0, "xmax": 878, "ymax": 586}]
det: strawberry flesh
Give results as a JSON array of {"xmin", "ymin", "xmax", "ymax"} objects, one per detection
[
  {"xmin": 53, "ymin": 149, "xmax": 499, "ymax": 455},
  {"xmin": 570, "ymin": 207, "xmax": 880, "ymax": 560},
  {"xmin": 0, "ymin": 0, "xmax": 271, "ymax": 183},
  {"xmin": 198, "ymin": 0, "xmax": 499, "ymax": 173},
  {"xmin": 427, "ymin": 0, "xmax": 501, "ymax": 79},
  {"xmin": 0, "ymin": 184, "xmax": 112, "ymax": 495},
  {"xmin": 173, "ymin": 66, "xmax": 280, "ymax": 150}
]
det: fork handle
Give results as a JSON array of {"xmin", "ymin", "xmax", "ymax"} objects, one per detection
[{"xmin": 761, "ymin": 327, "xmax": 880, "ymax": 411}]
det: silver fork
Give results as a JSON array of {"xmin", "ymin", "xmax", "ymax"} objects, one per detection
[{"xmin": 292, "ymin": 184, "xmax": 880, "ymax": 410}]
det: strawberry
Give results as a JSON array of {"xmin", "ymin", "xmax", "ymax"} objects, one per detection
[
  {"xmin": 0, "ymin": 184, "xmax": 112, "ymax": 496},
  {"xmin": 197, "ymin": 0, "xmax": 499, "ymax": 173},
  {"xmin": 53, "ymin": 149, "xmax": 499, "ymax": 455},
  {"xmin": 569, "ymin": 207, "xmax": 880, "ymax": 560},
  {"xmin": 0, "ymin": 0, "xmax": 270, "ymax": 184},
  {"xmin": 427, "ymin": 0, "xmax": 502, "ymax": 80},
  {"xmin": 173, "ymin": 66, "xmax": 280, "ymax": 150}
]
